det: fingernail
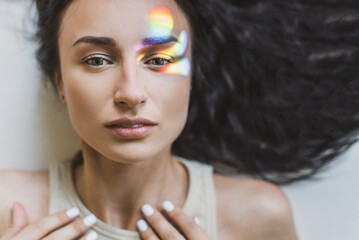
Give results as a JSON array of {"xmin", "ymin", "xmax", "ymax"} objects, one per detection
[
  {"xmin": 162, "ymin": 200, "xmax": 174, "ymax": 212},
  {"xmin": 83, "ymin": 214, "xmax": 97, "ymax": 226},
  {"xmin": 141, "ymin": 204, "xmax": 154, "ymax": 217},
  {"xmin": 66, "ymin": 207, "xmax": 80, "ymax": 219},
  {"xmin": 86, "ymin": 230, "xmax": 98, "ymax": 240},
  {"xmin": 137, "ymin": 219, "xmax": 148, "ymax": 232},
  {"xmin": 194, "ymin": 216, "xmax": 200, "ymax": 225}
]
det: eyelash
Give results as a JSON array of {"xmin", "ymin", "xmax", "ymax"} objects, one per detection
[
  {"xmin": 81, "ymin": 54, "xmax": 175, "ymax": 69},
  {"xmin": 143, "ymin": 54, "xmax": 175, "ymax": 69},
  {"xmin": 82, "ymin": 55, "xmax": 112, "ymax": 67}
]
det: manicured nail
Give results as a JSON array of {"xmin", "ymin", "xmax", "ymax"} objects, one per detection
[
  {"xmin": 137, "ymin": 219, "xmax": 148, "ymax": 232},
  {"xmin": 194, "ymin": 216, "xmax": 200, "ymax": 225},
  {"xmin": 162, "ymin": 200, "xmax": 174, "ymax": 212},
  {"xmin": 86, "ymin": 230, "xmax": 98, "ymax": 240},
  {"xmin": 83, "ymin": 214, "xmax": 97, "ymax": 226},
  {"xmin": 66, "ymin": 207, "xmax": 80, "ymax": 219},
  {"xmin": 141, "ymin": 204, "xmax": 154, "ymax": 217}
]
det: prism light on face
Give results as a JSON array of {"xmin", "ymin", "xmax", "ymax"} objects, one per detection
[
  {"xmin": 165, "ymin": 30, "xmax": 188, "ymax": 57},
  {"xmin": 137, "ymin": 30, "xmax": 188, "ymax": 58},
  {"xmin": 136, "ymin": 6, "xmax": 191, "ymax": 77},
  {"xmin": 159, "ymin": 57, "xmax": 191, "ymax": 77},
  {"xmin": 147, "ymin": 6, "xmax": 174, "ymax": 38},
  {"xmin": 156, "ymin": 30, "xmax": 190, "ymax": 76}
]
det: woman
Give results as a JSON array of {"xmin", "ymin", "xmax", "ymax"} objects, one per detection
[
  {"xmin": 2, "ymin": 0, "xmax": 358, "ymax": 239},
  {"xmin": 0, "ymin": 0, "xmax": 298, "ymax": 239}
]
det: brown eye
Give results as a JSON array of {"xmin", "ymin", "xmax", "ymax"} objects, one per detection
[
  {"xmin": 146, "ymin": 58, "xmax": 170, "ymax": 66},
  {"xmin": 83, "ymin": 56, "xmax": 111, "ymax": 67}
]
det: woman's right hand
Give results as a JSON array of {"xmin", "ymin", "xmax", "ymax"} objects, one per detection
[{"xmin": 1, "ymin": 202, "xmax": 98, "ymax": 240}]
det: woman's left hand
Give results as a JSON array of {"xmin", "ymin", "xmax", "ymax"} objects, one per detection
[{"xmin": 136, "ymin": 200, "xmax": 211, "ymax": 239}]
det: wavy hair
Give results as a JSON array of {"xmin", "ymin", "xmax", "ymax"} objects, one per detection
[{"xmin": 34, "ymin": 0, "xmax": 359, "ymax": 184}]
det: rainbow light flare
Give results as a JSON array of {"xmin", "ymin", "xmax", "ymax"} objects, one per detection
[
  {"xmin": 159, "ymin": 57, "xmax": 191, "ymax": 77},
  {"xmin": 138, "ymin": 6, "xmax": 191, "ymax": 77},
  {"xmin": 164, "ymin": 30, "xmax": 188, "ymax": 57},
  {"xmin": 148, "ymin": 6, "xmax": 174, "ymax": 38},
  {"xmin": 137, "ymin": 30, "xmax": 188, "ymax": 61}
]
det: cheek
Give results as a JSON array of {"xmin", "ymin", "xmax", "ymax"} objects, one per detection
[
  {"xmin": 61, "ymin": 67, "xmax": 112, "ymax": 130},
  {"xmin": 167, "ymin": 84, "xmax": 190, "ymax": 118},
  {"xmin": 149, "ymin": 76, "xmax": 191, "ymax": 127}
]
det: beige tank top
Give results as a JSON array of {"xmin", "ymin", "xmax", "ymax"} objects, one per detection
[{"xmin": 48, "ymin": 152, "xmax": 218, "ymax": 240}]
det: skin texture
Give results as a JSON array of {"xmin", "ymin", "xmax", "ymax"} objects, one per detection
[
  {"xmin": 0, "ymin": 0, "xmax": 298, "ymax": 239},
  {"xmin": 56, "ymin": 0, "xmax": 192, "ymax": 230}
]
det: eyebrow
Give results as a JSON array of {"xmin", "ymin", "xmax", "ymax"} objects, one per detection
[
  {"xmin": 72, "ymin": 36, "xmax": 117, "ymax": 48},
  {"xmin": 142, "ymin": 36, "xmax": 178, "ymax": 45},
  {"xmin": 71, "ymin": 35, "xmax": 179, "ymax": 49}
]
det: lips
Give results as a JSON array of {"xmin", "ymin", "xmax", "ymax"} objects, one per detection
[
  {"xmin": 113, "ymin": 124, "xmax": 145, "ymax": 128},
  {"xmin": 105, "ymin": 117, "xmax": 157, "ymax": 139},
  {"xmin": 105, "ymin": 117, "xmax": 157, "ymax": 128}
]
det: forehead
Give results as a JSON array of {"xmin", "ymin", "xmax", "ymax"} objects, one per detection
[{"xmin": 59, "ymin": 0, "xmax": 190, "ymax": 47}]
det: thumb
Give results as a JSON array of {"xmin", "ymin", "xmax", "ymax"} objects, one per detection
[
  {"xmin": 1, "ymin": 202, "xmax": 28, "ymax": 240},
  {"xmin": 10, "ymin": 202, "xmax": 28, "ymax": 229}
]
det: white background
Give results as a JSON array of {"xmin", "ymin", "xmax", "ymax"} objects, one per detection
[{"xmin": 0, "ymin": 1, "xmax": 358, "ymax": 239}]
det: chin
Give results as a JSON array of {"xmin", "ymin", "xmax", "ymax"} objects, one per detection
[{"xmin": 104, "ymin": 142, "xmax": 166, "ymax": 164}]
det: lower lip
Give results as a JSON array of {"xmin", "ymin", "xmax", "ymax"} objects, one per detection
[{"xmin": 107, "ymin": 125, "xmax": 156, "ymax": 139}]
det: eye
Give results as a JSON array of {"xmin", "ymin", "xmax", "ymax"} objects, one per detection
[
  {"xmin": 146, "ymin": 58, "xmax": 170, "ymax": 66},
  {"xmin": 82, "ymin": 55, "xmax": 112, "ymax": 67},
  {"xmin": 143, "ymin": 54, "xmax": 175, "ymax": 69}
]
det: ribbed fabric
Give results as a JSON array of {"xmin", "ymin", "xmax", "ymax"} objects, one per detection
[{"xmin": 48, "ymin": 152, "xmax": 218, "ymax": 240}]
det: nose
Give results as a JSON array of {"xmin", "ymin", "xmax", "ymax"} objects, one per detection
[{"xmin": 113, "ymin": 61, "xmax": 147, "ymax": 108}]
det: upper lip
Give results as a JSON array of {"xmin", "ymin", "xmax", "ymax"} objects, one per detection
[{"xmin": 105, "ymin": 117, "xmax": 158, "ymax": 127}]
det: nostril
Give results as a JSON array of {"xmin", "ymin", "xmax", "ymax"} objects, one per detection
[{"xmin": 114, "ymin": 94, "xmax": 147, "ymax": 108}]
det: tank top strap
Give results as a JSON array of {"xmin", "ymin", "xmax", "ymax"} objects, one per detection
[
  {"xmin": 48, "ymin": 158, "xmax": 74, "ymax": 215},
  {"xmin": 175, "ymin": 156, "xmax": 218, "ymax": 240}
]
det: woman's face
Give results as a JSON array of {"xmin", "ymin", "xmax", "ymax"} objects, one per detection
[{"xmin": 56, "ymin": 0, "xmax": 192, "ymax": 162}]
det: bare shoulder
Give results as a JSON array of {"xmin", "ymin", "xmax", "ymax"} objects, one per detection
[
  {"xmin": 214, "ymin": 174, "xmax": 298, "ymax": 240},
  {"xmin": 0, "ymin": 169, "xmax": 49, "ymax": 235}
]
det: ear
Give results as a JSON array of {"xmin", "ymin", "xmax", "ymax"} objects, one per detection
[{"xmin": 54, "ymin": 71, "xmax": 66, "ymax": 103}]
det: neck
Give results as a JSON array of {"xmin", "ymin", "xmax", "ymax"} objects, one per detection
[{"xmin": 74, "ymin": 141, "xmax": 188, "ymax": 231}]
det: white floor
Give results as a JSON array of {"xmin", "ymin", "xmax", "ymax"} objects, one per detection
[{"xmin": 282, "ymin": 141, "xmax": 359, "ymax": 240}]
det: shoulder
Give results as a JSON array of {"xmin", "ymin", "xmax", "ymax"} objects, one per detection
[
  {"xmin": 214, "ymin": 174, "xmax": 298, "ymax": 240},
  {"xmin": 0, "ymin": 169, "xmax": 49, "ymax": 199},
  {"xmin": 0, "ymin": 170, "xmax": 49, "ymax": 235}
]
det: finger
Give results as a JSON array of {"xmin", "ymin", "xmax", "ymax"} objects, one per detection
[
  {"xmin": 12, "ymin": 206, "xmax": 81, "ymax": 240},
  {"xmin": 141, "ymin": 204, "xmax": 185, "ymax": 240},
  {"xmin": 1, "ymin": 202, "xmax": 29, "ymax": 240},
  {"xmin": 76, "ymin": 229, "xmax": 99, "ymax": 240},
  {"xmin": 161, "ymin": 200, "xmax": 209, "ymax": 239},
  {"xmin": 42, "ymin": 214, "xmax": 97, "ymax": 240},
  {"xmin": 82, "ymin": 230, "xmax": 99, "ymax": 240},
  {"xmin": 136, "ymin": 219, "xmax": 159, "ymax": 240}
]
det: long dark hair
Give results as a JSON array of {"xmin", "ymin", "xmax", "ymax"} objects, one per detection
[{"xmin": 34, "ymin": 0, "xmax": 359, "ymax": 184}]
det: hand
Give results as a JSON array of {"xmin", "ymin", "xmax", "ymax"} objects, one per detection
[
  {"xmin": 136, "ymin": 200, "xmax": 211, "ymax": 240},
  {"xmin": 1, "ymin": 202, "xmax": 98, "ymax": 240}
]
